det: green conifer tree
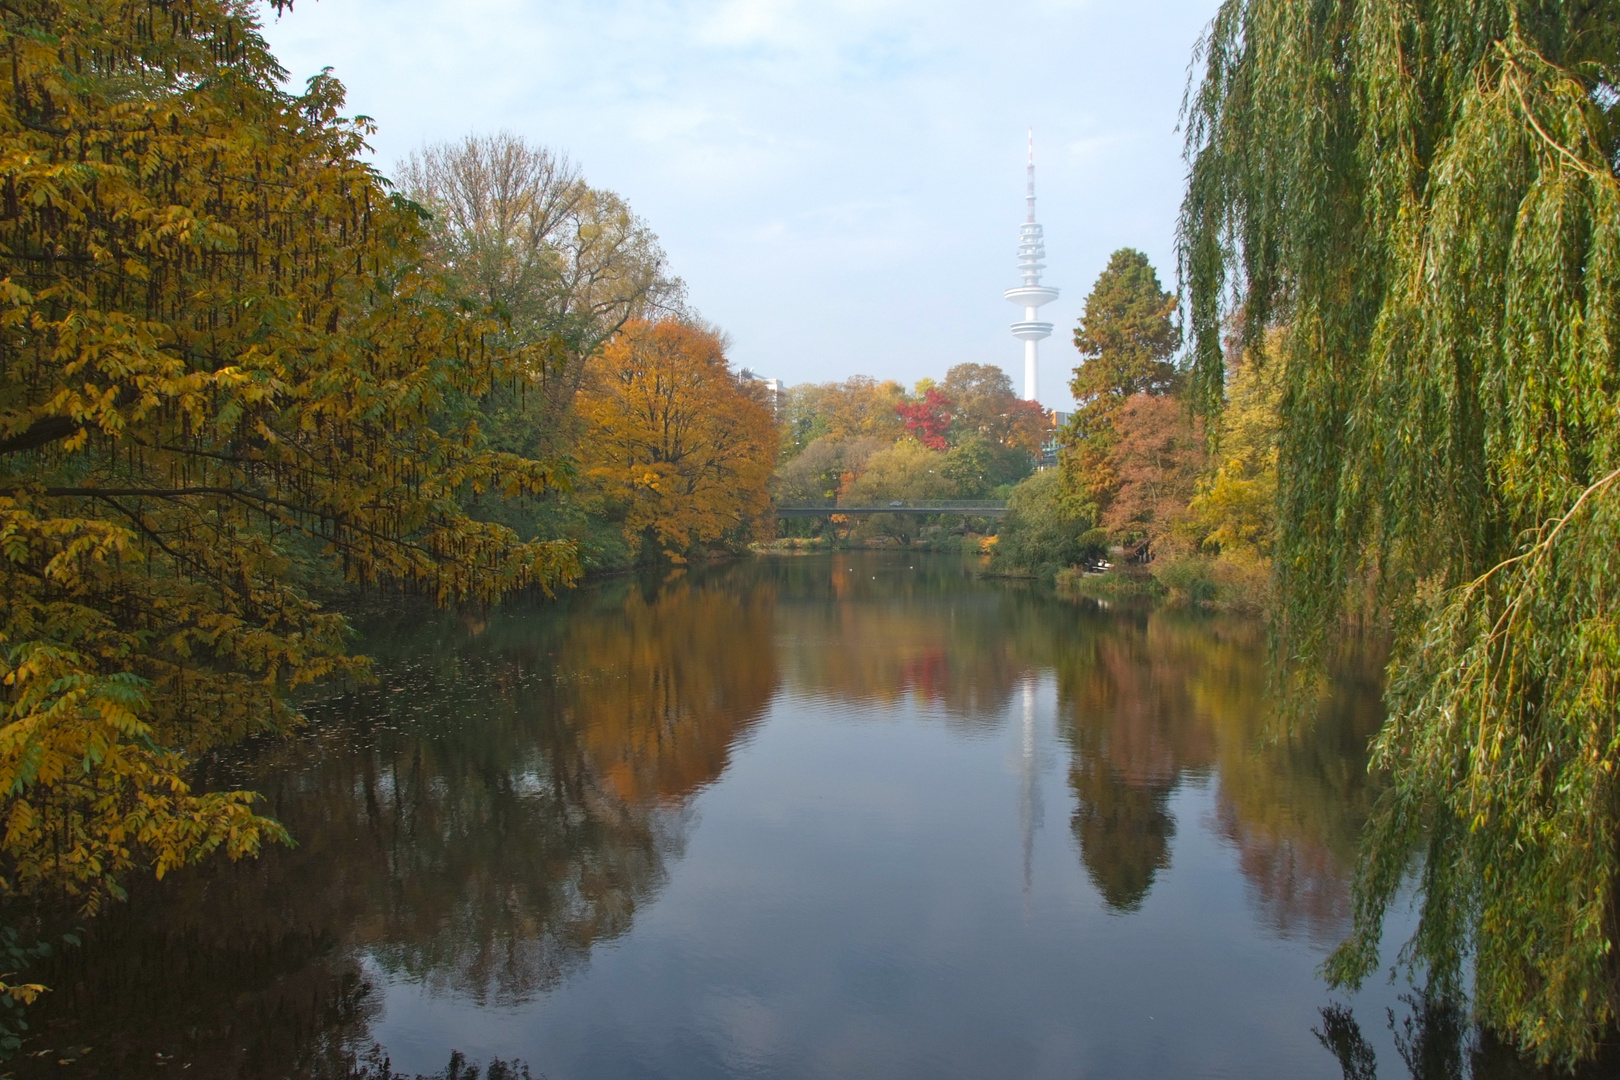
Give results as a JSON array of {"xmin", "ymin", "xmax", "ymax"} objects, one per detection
[{"xmin": 1061, "ymin": 249, "xmax": 1180, "ymax": 512}]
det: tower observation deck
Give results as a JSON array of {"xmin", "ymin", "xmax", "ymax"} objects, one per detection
[{"xmin": 1004, "ymin": 132, "xmax": 1059, "ymax": 402}]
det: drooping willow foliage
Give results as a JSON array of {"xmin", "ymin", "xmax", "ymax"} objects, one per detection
[{"xmin": 1180, "ymin": 0, "xmax": 1620, "ymax": 1065}]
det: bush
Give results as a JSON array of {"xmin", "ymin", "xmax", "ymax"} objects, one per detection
[
  {"xmin": 1147, "ymin": 551, "xmax": 1272, "ymax": 611},
  {"xmin": 992, "ymin": 470, "xmax": 1099, "ymax": 572},
  {"xmin": 1150, "ymin": 555, "xmax": 1218, "ymax": 606}
]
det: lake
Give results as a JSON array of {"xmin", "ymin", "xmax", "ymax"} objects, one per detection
[{"xmin": 20, "ymin": 551, "xmax": 1552, "ymax": 1078}]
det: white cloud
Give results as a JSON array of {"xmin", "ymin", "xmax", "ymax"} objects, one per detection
[{"xmin": 257, "ymin": 0, "xmax": 1220, "ymax": 409}]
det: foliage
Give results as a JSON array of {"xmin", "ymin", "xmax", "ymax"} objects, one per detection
[
  {"xmin": 0, "ymin": 922, "xmax": 58, "ymax": 1058},
  {"xmin": 1099, "ymin": 394, "xmax": 1206, "ymax": 554},
  {"xmin": 941, "ymin": 363, "xmax": 1047, "ymax": 453},
  {"xmin": 1182, "ymin": 0, "xmax": 1620, "ymax": 1061},
  {"xmin": 0, "ymin": 0, "xmax": 578, "ymax": 914},
  {"xmin": 842, "ymin": 439, "xmax": 955, "ymax": 542},
  {"xmin": 1189, "ymin": 345, "xmax": 1283, "ymax": 559},
  {"xmin": 1061, "ymin": 249, "xmax": 1181, "ymax": 511},
  {"xmin": 941, "ymin": 436, "xmax": 1031, "ymax": 498},
  {"xmin": 992, "ymin": 469, "xmax": 1097, "ymax": 573},
  {"xmin": 779, "ymin": 376, "xmax": 906, "ymax": 457},
  {"xmin": 1335, "ymin": 469, "xmax": 1620, "ymax": 1062},
  {"xmin": 397, "ymin": 134, "xmax": 681, "ymax": 571},
  {"xmin": 397, "ymin": 133, "xmax": 680, "ymax": 450},
  {"xmin": 1149, "ymin": 555, "xmax": 1218, "ymax": 607},
  {"xmin": 577, "ymin": 320, "xmax": 776, "ymax": 561},
  {"xmin": 844, "ymin": 440, "xmax": 954, "ymax": 504},
  {"xmin": 770, "ymin": 435, "xmax": 888, "ymax": 505},
  {"xmin": 771, "ymin": 361, "xmax": 1042, "ymax": 543},
  {"xmin": 894, "ymin": 387, "xmax": 954, "ymax": 451}
]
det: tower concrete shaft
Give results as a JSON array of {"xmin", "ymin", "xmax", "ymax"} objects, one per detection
[{"xmin": 1003, "ymin": 131, "xmax": 1058, "ymax": 402}]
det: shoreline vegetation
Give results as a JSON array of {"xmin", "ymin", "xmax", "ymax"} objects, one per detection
[
  {"xmin": 1, "ymin": 0, "xmax": 1616, "ymax": 1072},
  {"xmin": 765, "ymin": 248, "xmax": 1279, "ymax": 616}
]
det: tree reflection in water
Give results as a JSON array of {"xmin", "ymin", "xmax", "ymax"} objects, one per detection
[
  {"xmin": 1051, "ymin": 607, "xmax": 1385, "ymax": 928},
  {"xmin": 1314, "ymin": 993, "xmax": 1618, "ymax": 1080},
  {"xmin": 23, "ymin": 573, "xmax": 777, "ymax": 1078},
  {"xmin": 21, "ymin": 554, "xmax": 1595, "ymax": 1079}
]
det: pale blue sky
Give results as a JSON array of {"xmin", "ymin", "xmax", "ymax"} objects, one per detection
[{"xmin": 259, "ymin": 0, "xmax": 1222, "ymax": 410}]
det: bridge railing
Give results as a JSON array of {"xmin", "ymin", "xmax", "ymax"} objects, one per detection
[{"xmin": 774, "ymin": 500, "xmax": 1007, "ymax": 512}]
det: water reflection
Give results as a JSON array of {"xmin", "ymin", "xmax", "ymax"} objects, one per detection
[
  {"xmin": 16, "ymin": 552, "xmax": 1584, "ymax": 1078},
  {"xmin": 1313, "ymin": 994, "xmax": 1610, "ymax": 1080},
  {"xmin": 26, "ymin": 573, "xmax": 776, "ymax": 1077},
  {"xmin": 1047, "ymin": 609, "xmax": 1384, "ymax": 931}
]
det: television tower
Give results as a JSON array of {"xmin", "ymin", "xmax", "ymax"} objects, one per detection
[{"xmin": 1004, "ymin": 131, "xmax": 1059, "ymax": 402}]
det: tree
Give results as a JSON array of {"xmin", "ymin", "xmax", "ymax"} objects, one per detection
[
  {"xmin": 397, "ymin": 134, "xmax": 682, "ymax": 447},
  {"xmin": 843, "ymin": 439, "xmax": 955, "ymax": 543},
  {"xmin": 1062, "ymin": 250, "xmax": 1181, "ymax": 510},
  {"xmin": 942, "ymin": 363, "xmax": 1048, "ymax": 455},
  {"xmin": 992, "ymin": 469, "xmax": 1096, "ymax": 572},
  {"xmin": 1183, "ymin": 0, "xmax": 1620, "ymax": 1062},
  {"xmin": 0, "ymin": 0, "xmax": 578, "ymax": 921},
  {"xmin": 845, "ymin": 440, "xmax": 954, "ymax": 503},
  {"xmin": 895, "ymin": 387, "xmax": 954, "ymax": 450},
  {"xmin": 771, "ymin": 436, "xmax": 888, "ymax": 505},
  {"xmin": 941, "ymin": 364, "xmax": 1013, "ymax": 426},
  {"xmin": 577, "ymin": 320, "xmax": 776, "ymax": 561},
  {"xmin": 1190, "ymin": 345, "xmax": 1284, "ymax": 559},
  {"xmin": 1101, "ymin": 395, "xmax": 1206, "ymax": 556},
  {"xmin": 779, "ymin": 377, "xmax": 906, "ymax": 455},
  {"xmin": 941, "ymin": 436, "xmax": 1032, "ymax": 498}
]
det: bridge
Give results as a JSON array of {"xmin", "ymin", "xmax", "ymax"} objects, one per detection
[{"xmin": 775, "ymin": 500, "xmax": 1007, "ymax": 519}]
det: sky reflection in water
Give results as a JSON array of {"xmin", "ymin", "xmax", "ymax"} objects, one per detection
[{"xmin": 28, "ymin": 551, "xmax": 1543, "ymax": 1079}]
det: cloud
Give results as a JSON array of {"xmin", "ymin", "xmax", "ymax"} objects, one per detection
[{"xmin": 257, "ymin": 0, "xmax": 1221, "ymax": 409}]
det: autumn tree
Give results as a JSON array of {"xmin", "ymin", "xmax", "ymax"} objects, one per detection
[
  {"xmin": 1062, "ymin": 250, "xmax": 1181, "ymax": 510},
  {"xmin": 780, "ymin": 376, "xmax": 906, "ymax": 455},
  {"xmin": 845, "ymin": 440, "xmax": 955, "ymax": 504},
  {"xmin": 771, "ymin": 436, "xmax": 888, "ymax": 505},
  {"xmin": 577, "ymin": 320, "xmax": 776, "ymax": 561},
  {"xmin": 941, "ymin": 363, "xmax": 1047, "ymax": 456},
  {"xmin": 1183, "ymin": 0, "xmax": 1620, "ymax": 1062},
  {"xmin": 397, "ymin": 133, "xmax": 682, "ymax": 449},
  {"xmin": 992, "ymin": 469, "xmax": 1097, "ymax": 572},
  {"xmin": 940, "ymin": 437, "xmax": 1030, "ymax": 497},
  {"xmin": 0, "ymin": 0, "xmax": 578, "ymax": 929},
  {"xmin": 894, "ymin": 387, "xmax": 954, "ymax": 450},
  {"xmin": 1100, "ymin": 395, "xmax": 1207, "ymax": 556},
  {"xmin": 844, "ymin": 439, "xmax": 956, "ymax": 543},
  {"xmin": 1189, "ymin": 343, "xmax": 1283, "ymax": 560}
]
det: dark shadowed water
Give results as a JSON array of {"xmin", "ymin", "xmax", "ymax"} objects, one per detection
[{"xmin": 17, "ymin": 552, "xmax": 1559, "ymax": 1078}]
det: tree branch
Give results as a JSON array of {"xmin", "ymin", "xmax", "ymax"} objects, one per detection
[{"xmin": 0, "ymin": 416, "xmax": 78, "ymax": 456}]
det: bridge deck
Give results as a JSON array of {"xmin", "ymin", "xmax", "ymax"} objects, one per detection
[{"xmin": 776, "ymin": 503, "xmax": 1006, "ymax": 518}]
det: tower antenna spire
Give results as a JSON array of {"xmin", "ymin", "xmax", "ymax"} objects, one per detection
[
  {"xmin": 1026, "ymin": 128, "xmax": 1036, "ymax": 223},
  {"xmin": 1005, "ymin": 130, "xmax": 1059, "ymax": 403}
]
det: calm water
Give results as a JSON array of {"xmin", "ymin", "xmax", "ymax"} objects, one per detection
[{"xmin": 22, "ymin": 552, "xmax": 1532, "ymax": 1078}]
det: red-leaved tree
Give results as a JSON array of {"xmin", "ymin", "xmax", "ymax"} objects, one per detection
[{"xmin": 895, "ymin": 388, "xmax": 954, "ymax": 451}]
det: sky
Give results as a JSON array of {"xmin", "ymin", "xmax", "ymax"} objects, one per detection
[{"xmin": 257, "ymin": 0, "xmax": 1224, "ymax": 412}]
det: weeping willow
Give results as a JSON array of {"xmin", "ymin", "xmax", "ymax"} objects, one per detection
[{"xmin": 1180, "ymin": 1, "xmax": 1620, "ymax": 1064}]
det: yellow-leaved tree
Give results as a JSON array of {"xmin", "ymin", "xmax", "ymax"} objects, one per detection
[
  {"xmin": 1189, "ymin": 341, "xmax": 1284, "ymax": 559},
  {"xmin": 577, "ymin": 320, "xmax": 776, "ymax": 561},
  {"xmin": 0, "ymin": 0, "xmax": 578, "ymax": 929}
]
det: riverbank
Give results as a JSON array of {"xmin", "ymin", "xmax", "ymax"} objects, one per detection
[{"xmin": 1051, "ymin": 553, "xmax": 1271, "ymax": 613}]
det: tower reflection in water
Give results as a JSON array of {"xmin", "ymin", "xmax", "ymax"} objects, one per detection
[{"xmin": 27, "ymin": 553, "xmax": 1592, "ymax": 1079}]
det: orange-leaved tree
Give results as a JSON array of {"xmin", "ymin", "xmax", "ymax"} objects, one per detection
[
  {"xmin": 577, "ymin": 320, "xmax": 776, "ymax": 561},
  {"xmin": 1100, "ymin": 394, "xmax": 1206, "ymax": 556},
  {"xmin": 0, "ymin": 0, "xmax": 578, "ymax": 922}
]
